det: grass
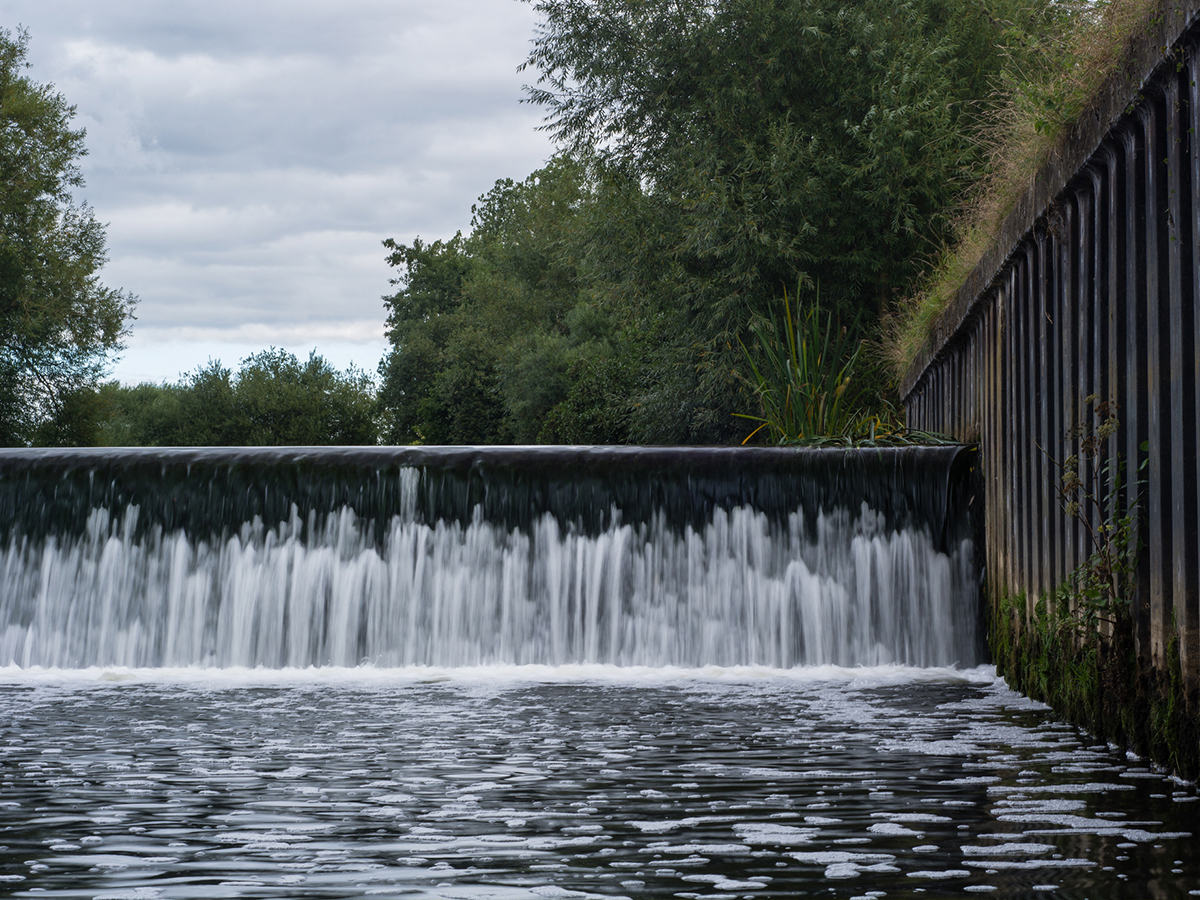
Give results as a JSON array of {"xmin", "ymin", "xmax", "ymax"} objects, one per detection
[
  {"xmin": 887, "ymin": 0, "xmax": 1164, "ymax": 377},
  {"xmin": 736, "ymin": 283, "xmax": 867, "ymax": 443}
]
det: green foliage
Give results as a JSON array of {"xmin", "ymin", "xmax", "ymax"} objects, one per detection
[
  {"xmin": 0, "ymin": 28, "xmax": 136, "ymax": 445},
  {"xmin": 100, "ymin": 350, "xmax": 379, "ymax": 447},
  {"xmin": 522, "ymin": 0, "xmax": 1069, "ymax": 324},
  {"xmin": 736, "ymin": 284, "xmax": 863, "ymax": 442},
  {"xmin": 890, "ymin": 0, "xmax": 1159, "ymax": 373},
  {"xmin": 1044, "ymin": 397, "xmax": 1145, "ymax": 635},
  {"xmin": 735, "ymin": 283, "xmax": 951, "ymax": 445},
  {"xmin": 992, "ymin": 590, "xmax": 1198, "ymax": 779},
  {"xmin": 990, "ymin": 396, "xmax": 1199, "ymax": 778},
  {"xmin": 378, "ymin": 1, "xmax": 1088, "ymax": 444},
  {"xmin": 379, "ymin": 157, "xmax": 641, "ymax": 444},
  {"xmin": 31, "ymin": 383, "xmax": 113, "ymax": 447}
]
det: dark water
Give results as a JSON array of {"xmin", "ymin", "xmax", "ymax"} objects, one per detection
[
  {"xmin": 0, "ymin": 447, "xmax": 1189, "ymax": 897},
  {"xmin": 0, "ymin": 666, "xmax": 1196, "ymax": 899}
]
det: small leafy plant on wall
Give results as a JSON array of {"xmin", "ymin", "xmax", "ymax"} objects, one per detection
[
  {"xmin": 999, "ymin": 397, "xmax": 1196, "ymax": 777},
  {"xmin": 1051, "ymin": 396, "xmax": 1141, "ymax": 635}
]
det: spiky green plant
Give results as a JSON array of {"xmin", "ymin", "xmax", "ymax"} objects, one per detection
[{"xmin": 737, "ymin": 285, "xmax": 864, "ymax": 442}]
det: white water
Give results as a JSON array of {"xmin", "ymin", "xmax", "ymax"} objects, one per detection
[{"xmin": 0, "ymin": 482, "xmax": 977, "ymax": 670}]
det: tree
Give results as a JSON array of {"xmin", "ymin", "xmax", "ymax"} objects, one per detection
[
  {"xmin": 516, "ymin": 0, "xmax": 1079, "ymax": 439},
  {"xmin": 522, "ymin": 0, "xmax": 1070, "ymax": 315},
  {"xmin": 235, "ymin": 349, "xmax": 378, "ymax": 445},
  {"xmin": 379, "ymin": 157, "xmax": 600, "ymax": 444},
  {"xmin": 0, "ymin": 28, "xmax": 136, "ymax": 446},
  {"xmin": 101, "ymin": 350, "xmax": 380, "ymax": 447},
  {"xmin": 377, "ymin": 0, "xmax": 1078, "ymax": 444}
]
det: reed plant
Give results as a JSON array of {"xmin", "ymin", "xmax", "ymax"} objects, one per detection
[
  {"xmin": 736, "ymin": 285, "xmax": 952, "ymax": 446},
  {"xmin": 736, "ymin": 285, "xmax": 862, "ymax": 443}
]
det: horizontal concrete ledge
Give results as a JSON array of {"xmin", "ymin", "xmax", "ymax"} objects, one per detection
[
  {"xmin": 900, "ymin": 0, "xmax": 1200, "ymax": 400},
  {"xmin": 0, "ymin": 443, "xmax": 969, "ymax": 474}
]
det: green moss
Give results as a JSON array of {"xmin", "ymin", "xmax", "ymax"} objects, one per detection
[{"xmin": 990, "ymin": 591, "xmax": 1199, "ymax": 779}]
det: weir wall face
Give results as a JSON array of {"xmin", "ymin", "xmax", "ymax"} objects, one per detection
[
  {"xmin": 0, "ymin": 446, "xmax": 983, "ymax": 671},
  {"xmin": 902, "ymin": 2, "xmax": 1200, "ymax": 690}
]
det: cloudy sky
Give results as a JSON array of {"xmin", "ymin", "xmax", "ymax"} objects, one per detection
[{"xmin": 6, "ymin": 1, "xmax": 557, "ymax": 384}]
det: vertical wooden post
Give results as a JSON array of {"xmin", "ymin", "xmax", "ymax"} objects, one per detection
[
  {"xmin": 1104, "ymin": 142, "xmax": 1125, "ymax": 612},
  {"xmin": 1088, "ymin": 161, "xmax": 1112, "ymax": 626},
  {"xmin": 1121, "ymin": 120, "xmax": 1152, "ymax": 657},
  {"xmin": 1058, "ymin": 198, "xmax": 1076, "ymax": 586},
  {"xmin": 1037, "ymin": 228, "xmax": 1055, "ymax": 604},
  {"xmin": 1003, "ymin": 270, "xmax": 1012, "ymax": 600},
  {"xmin": 1165, "ymin": 69, "xmax": 1198, "ymax": 684},
  {"xmin": 1186, "ymin": 40, "xmax": 1200, "ymax": 688},
  {"xmin": 1076, "ymin": 183, "xmax": 1094, "ymax": 586},
  {"xmin": 1020, "ymin": 244, "xmax": 1037, "ymax": 611},
  {"xmin": 1141, "ymin": 97, "xmax": 1172, "ymax": 668}
]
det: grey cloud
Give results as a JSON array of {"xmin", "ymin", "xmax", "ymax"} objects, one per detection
[{"xmin": 4, "ymin": 0, "xmax": 556, "ymax": 382}]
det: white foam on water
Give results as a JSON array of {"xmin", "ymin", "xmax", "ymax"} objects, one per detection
[
  {"xmin": 0, "ymin": 661, "xmax": 1000, "ymax": 689},
  {"xmin": 987, "ymin": 782, "xmax": 1136, "ymax": 795},
  {"xmin": 733, "ymin": 823, "xmax": 819, "ymax": 844},
  {"xmin": 962, "ymin": 859, "xmax": 1096, "ymax": 869},
  {"xmin": 907, "ymin": 869, "xmax": 970, "ymax": 879},
  {"xmin": 868, "ymin": 823, "xmax": 923, "ymax": 837},
  {"xmin": 873, "ymin": 813, "xmax": 953, "ymax": 823},
  {"xmin": 959, "ymin": 843, "xmax": 1055, "ymax": 856}
]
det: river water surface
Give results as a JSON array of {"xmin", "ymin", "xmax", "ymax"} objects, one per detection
[{"xmin": 1, "ymin": 664, "xmax": 1196, "ymax": 899}]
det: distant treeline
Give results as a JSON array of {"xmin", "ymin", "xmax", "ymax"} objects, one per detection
[{"xmin": 41, "ymin": 349, "xmax": 380, "ymax": 448}]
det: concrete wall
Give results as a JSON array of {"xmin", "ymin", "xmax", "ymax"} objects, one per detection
[{"xmin": 901, "ymin": 0, "xmax": 1200, "ymax": 688}]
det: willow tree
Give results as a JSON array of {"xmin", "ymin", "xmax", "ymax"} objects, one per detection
[{"xmin": 0, "ymin": 28, "xmax": 136, "ymax": 445}]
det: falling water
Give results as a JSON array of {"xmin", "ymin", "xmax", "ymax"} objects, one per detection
[
  {"xmin": 5, "ymin": 446, "xmax": 1198, "ymax": 900},
  {"xmin": 0, "ymin": 446, "xmax": 980, "ymax": 670}
]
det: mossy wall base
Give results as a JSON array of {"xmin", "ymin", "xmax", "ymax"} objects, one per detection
[{"xmin": 991, "ymin": 594, "xmax": 1200, "ymax": 780}]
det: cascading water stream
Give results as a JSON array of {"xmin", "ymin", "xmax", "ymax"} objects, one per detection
[
  {"xmin": 6, "ymin": 446, "xmax": 1198, "ymax": 900},
  {"xmin": 0, "ymin": 446, "xmax": 981, "ymax": 670}
]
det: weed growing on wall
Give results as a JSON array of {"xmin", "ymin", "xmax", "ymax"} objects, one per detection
[
  {"xmin": 994, "ymin": 591, "xmax": 1198, "ymax": 778},
  {"xmin": 1047, "ymin": 396, "xmax": 1144, "ymax": 634},
  {"xmin": 992, "ymin": 397, "xmax": 1198, "ymax": 778}
]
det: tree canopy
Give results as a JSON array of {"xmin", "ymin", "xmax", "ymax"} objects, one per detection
[
  {"xmin": 378, "ymin": 0, "xmax": 1079, "ymax": 444},
  {"xmin": 379, "ymin": 158, "xmax": 613, "ymax": 444},
  {"xmin": 0, "ymin": 28, "xmax": 136, "ymax": 446},
  {"xmin": 101, "ymin": 349, "xmax": 380, "ymax": 447}
]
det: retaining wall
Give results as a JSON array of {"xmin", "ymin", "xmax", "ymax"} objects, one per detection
[{"xmin": 901, "ymin": 0, "xmax": 1200, "ymax": 693}]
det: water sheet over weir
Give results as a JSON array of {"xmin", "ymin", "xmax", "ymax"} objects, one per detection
[{"xmin": 0, "ymin": 446, "xmax": 980, "ymax": 670}]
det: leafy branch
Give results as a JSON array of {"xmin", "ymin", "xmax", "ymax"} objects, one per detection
[{"xmin": 1041, "ymin": 396, "xmax": 1144, "ymax": 635}]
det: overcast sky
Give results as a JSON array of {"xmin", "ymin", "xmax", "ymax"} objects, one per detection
[{"xmin": 6, "ymin": 1, "xmax": 557, "ymax": 384}]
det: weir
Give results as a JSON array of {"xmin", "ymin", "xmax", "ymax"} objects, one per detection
[{"xmin": 0, "ymin": 446, "xmax": 980, "ymax": 671}]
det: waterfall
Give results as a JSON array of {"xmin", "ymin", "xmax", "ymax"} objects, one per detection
[{"xmin": 0, "ymin": 446, "xmax": 980, "ymax": 669}]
